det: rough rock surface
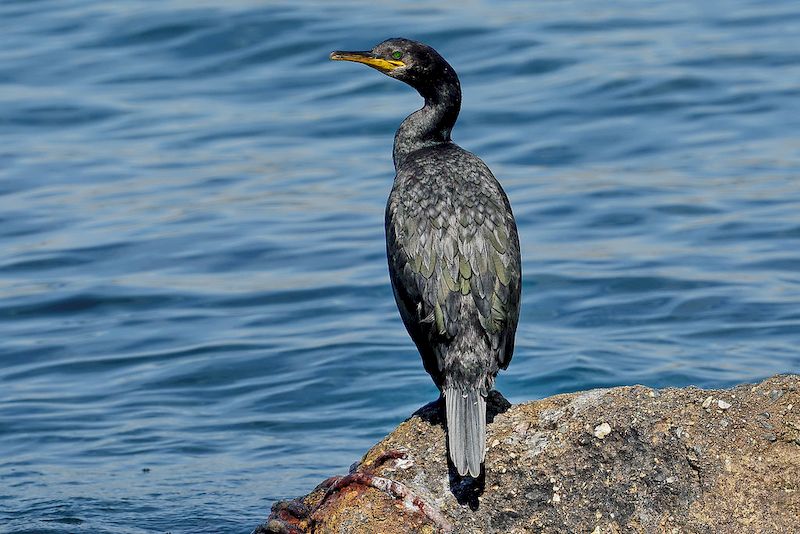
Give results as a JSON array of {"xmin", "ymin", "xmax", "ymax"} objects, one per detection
[{"xmin": 255, "ymin": 375, "xmax": 799, "ymax": 533}]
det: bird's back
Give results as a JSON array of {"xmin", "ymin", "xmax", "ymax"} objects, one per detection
[{"xmin": 385, "ymin": 143, "xmax": 521, "ymax": 391}]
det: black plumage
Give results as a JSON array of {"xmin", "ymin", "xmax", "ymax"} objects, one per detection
[{"xmin": 331, "ymin": 38, "xmax": 521, "ymax": 477}]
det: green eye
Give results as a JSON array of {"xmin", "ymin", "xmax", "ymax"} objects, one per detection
[{"xmin": 391, "ymin": 51, "xmax": 403, "ymax": 60}]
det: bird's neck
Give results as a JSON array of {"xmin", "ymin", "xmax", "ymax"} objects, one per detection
[{"xmin": 393, "ymin": 77, "xmax": 461, "ymax": 170}]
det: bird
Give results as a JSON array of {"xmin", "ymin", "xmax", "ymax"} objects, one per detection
[{"xmin": 330, "ymin": 38, "xmax": 521, "ymax": 478}]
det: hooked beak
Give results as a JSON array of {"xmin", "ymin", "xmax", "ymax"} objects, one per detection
[{"xmin": 329, "ymin": 50, "xmax": 405, "ymax": 73}]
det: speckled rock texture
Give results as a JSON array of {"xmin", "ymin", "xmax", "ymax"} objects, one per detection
[{"xmin": 255, "ymin": 375, "xmax": 799, "ymax": 534}]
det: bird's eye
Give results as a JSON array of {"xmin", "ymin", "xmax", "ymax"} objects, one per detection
[{"xmin": 391, "ymin": 51, "xmax": 403, "ymax": 60}]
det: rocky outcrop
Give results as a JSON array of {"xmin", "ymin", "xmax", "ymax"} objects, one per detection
[{"xmin": 255, "ymin": 375, "xmax": 799, "ymax": 533}]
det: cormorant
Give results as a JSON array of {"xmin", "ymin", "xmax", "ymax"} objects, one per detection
[{"xmin": 331, "ymin": 38, "xmax": 521, "ymax": 478}]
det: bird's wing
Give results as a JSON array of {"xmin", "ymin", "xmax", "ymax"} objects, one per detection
[
  {"xmin": 386, "ymin": 153, "xmax": 521, "ymax": 376},
  {"xmin": 455, "ymin": 160, "xmax": 521, "ymax": 370}
]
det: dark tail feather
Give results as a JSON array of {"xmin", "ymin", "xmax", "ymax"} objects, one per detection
[{"xmin": 444, "ymin": 387, "xmax": 486, "ymax": 477}]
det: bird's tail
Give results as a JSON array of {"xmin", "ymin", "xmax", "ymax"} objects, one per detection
[{"xmin": 444, "ymin": 386, "xmax": 486, "ymax": 477}]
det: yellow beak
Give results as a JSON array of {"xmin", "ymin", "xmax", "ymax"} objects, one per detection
[{"xmin": 329, "ymin": 51, "xmax": 405, "ymax": 72}]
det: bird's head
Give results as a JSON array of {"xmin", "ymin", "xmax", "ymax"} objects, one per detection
[{"xmin": 330, "ymin": 38, "xmax": 457, "ymax": 97}]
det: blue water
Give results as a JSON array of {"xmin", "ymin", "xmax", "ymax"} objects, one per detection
[{"xmin": 1, "ymin": 0, "xmax": 799, "ymax": 532}]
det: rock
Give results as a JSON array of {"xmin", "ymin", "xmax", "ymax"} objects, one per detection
[
  {"xmin": 718, "ymin": 400, "xmax": 732, "ymax": 410},
  {"xmin": 255, "ymin": 375, "xmax": 800, "ymax": 533}
]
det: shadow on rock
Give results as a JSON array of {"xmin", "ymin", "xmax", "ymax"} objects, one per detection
[{"xmin": 448, "ymin": 466, "xmax": 485, "ymax": 510}]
